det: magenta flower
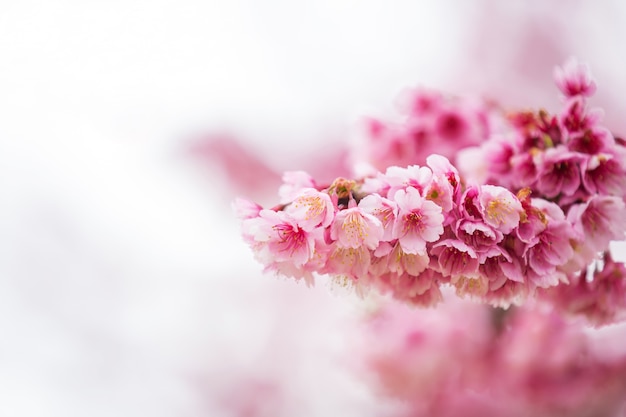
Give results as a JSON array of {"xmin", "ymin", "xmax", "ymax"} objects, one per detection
[
  {"xmin": 553, "ymin": 57, "xmax": 597, "ymax": 98},
  {"xmin": 479, "ymin": 185, "xmax": 523, "ymax": 234},
  {"xmin": 566, "ymin": 127, "xmax": 613, "ymax": 154},
  {"xmin": 534, "ymin": 146, "xmax": 585, "ymax": 198},
  {"xmin": 392, "ymin": 186, "xmax": 444, "ymax": 254},
  {"xmin": 559, "ymin": 96, "xmax": 603, "ymax": 134},
  {"xmin": 459, "ymin": 185, "xmax": 484, "ymax": 221}
]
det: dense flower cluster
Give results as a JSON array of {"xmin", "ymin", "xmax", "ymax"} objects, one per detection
[
  {"xmin": 352, "ymin": 89, "xmax": 492, "ymax": 173},
  {"xmin": 236, "ymin": 59, "xmax": 626, "ymax": 324}
]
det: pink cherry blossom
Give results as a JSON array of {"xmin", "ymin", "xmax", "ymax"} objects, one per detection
[
  {"xmin": 243, "ymin": 209, "xmax": 316, "ymax": 267},
  {"xmin": 479, "ymin": 247, "xmax": 525, "ymax": 304},
  {"xmin": 322, "ymin": 244, "xmax": 371, "ymax": 281},
  {"xmin": 377, "ymin": 271, "xmax": 443, "ymax": 307},
  {"xmin": 424, "ymin": 154, "xmax": 459, "ymax": 213},
  {"xmin": 285, "ymin": 188, "xmax": 335, "ymax": 231},
  {"xmin": 431, "ymin": 239, "xmax": 479, "ymax": 278},
  {"xmin": 455, "ymin": 219, "xmax": 503, "ymax": 253},
  {"xmin": 553, "ymin": 57, "xmax": 597, "ymax": 98},
  {"xmin": 358, "ymin": 194, "xmax": 398, "ymax": 241},
  {"xmin": 479, "ymin": 185, "xmax": 523, "ymax": 234},
  {"xmin": 534, "ymin": 146, "xmax": 586, "ymax": 198},
  {"xmin": 392, "ymin": 186, "xmax": 444, "ymax": 254},
  {"xmin": 458, "ymin": 185, "xmax": 482, "ymax": 221},
  {"xmin": 582, "ymin": 153, "xmax": 626, "ymax": 196},
  {"xmin": 568, "ymin": 195, "xmax": 626, "ymax": 253},
  {"xmin": 519, "ymin": 199, "xmax": 573, "ymax": 279},
  {"xmin": 567, "ymin": 126, "xmax": 613, "ymax": 154},
  {"xmin": 386, "ymin": 242, "xmax": 429, "ymax": 277},
  {"xmin": 330, "ymin": 203, "xmax": 383, "ymax": 250},
  {"xmin": 560, "ymin": 96, "xmax": 603, "ymax": 134},
  {"xmin": 381, "ymin": 165, "xmax": 433, "ymax": 198}
]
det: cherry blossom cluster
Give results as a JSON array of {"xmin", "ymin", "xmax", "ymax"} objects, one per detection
[
  {"xmin": 457, "ymin": 58, "xmax": 626, "ymax": 324},
  {"xmin": 236, "ymin": 59, "xmax": 626, "ymax": 323},
  {"xmin": 353, "ymin": 88, "xmax": 493, "ymax": 173}
]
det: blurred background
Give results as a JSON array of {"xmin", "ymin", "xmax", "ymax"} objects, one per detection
[{"xmin": 1, "ymin": 1, "xmax": 626, "ymax": 416}]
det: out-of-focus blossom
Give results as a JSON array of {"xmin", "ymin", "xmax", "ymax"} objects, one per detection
[{"xmin": 358, "ymin": 295, "xmax": 626, "ymax": 417}]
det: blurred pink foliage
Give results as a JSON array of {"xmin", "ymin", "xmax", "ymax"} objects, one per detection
[{"xmin": 360, "ymin": 296, "xmax": 626, "ymax": 417}]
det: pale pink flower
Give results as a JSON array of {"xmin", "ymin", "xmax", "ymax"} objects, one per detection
[
  {"xmin": 516, "ymin": 198, "xmax": 549, "ymax": 246},
  {"xmin": 524, "ymin": 205, "xmax": 574, "ymax": 287},
  {"xmin": 553, "ymin": 57, "xmax": 597, "ymax": 98},
  {"xmin": 424, "ymin": 154, "xmax": 459, "ymax": 213},
  {"xmin": 479, "ymin": 185, "xmax": 523, "ymax": 234},
  {"xmin": 455, "ymin": 219, "xmax": 503, "ymax": 253},
  {"xmin": 480, "ymin": 246, "xmax": 524, "ymax": 284},
  {"xmin": 431, "ymin": 239, "xmax": 479, "ymax": 278},
  {"xmin": 453, "ymin": 274, "xmax": 489, "ymax": 298},
  {"xmin": 322, "ymin": 244, "xmax": 371, "ymax": 281},
  {"xmin": 380, "ymin": 271, "xmax": 443, "ymax": 307},
  {"xmin": 582, "ymin": 153, "xmax": 626, "ymax": 197},
  {"xmin": 382, "ymin": 165, "xmax": 434, "ymax": 199},
  {"xmin": 243, "ymin": 209, "xmax": 316, "ymax": 267},
  {"xmin": 484, "ymin": 279, "xmax": 531, "ymax": 308},
  {"xmin": 387, "ymin": 242, "xmax": 429, "ymax": 277},
  {"xmin": 358, "ymin": 194, "xmax": 398, "ymax": 241},
  {"xmin": 285, "ymin": 188, "xmax": 334, "ymax": 231},
  {"xmin": 330, "ymin": 203, "xmax": 383, "ymax": 250},
  {"xmin": 568, "ymin": 195, "xmax": 626, "ymax": 253},
  {"xmin": 456, "ymin": 146, "xmax": 490, "ymax": 185},
  {"xmin": 392, "ymin": 186, "xmax": 444, "ymax": 254}
]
